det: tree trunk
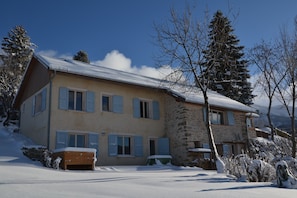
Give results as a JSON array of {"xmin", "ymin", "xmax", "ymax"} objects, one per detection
[
  {"xmin": 291, "ymin": 84, "xmax": 296, "ymax": 158},
  {"xmin": 267, "ymin": 98, "xmax": 274, "ymax": 141},
  {"xmin": 203, "ymin": 91, "xmax": 225, "ymax": 173}
]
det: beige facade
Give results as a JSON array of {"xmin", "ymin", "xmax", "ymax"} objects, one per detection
[{"xmin": 14, "ymin": 55, "xmax": 256, "ymax": 167}]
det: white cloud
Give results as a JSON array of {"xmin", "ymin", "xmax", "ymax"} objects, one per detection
[
  {"xmin": 250, "ymin": 72, "xmax": 284, "ymax": 107},
  {"xmin": 38, "ymin": 50, "xmax": 58, "ymax": 57},
  {"xmin": 93, "ymin": 50, "xmax": 132, "ymax": 71},
  {"xmin": 92, "ymin": 50, "xmax": 179, "ymax": 80},
  {"xmin": 38, "ymin": 50, "xmax": 72, "ymax": 60}
]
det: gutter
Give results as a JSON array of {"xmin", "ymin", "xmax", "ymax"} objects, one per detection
[{"xmin": 47, "ymin": 70, "xmax": 56, "ymax": 149}]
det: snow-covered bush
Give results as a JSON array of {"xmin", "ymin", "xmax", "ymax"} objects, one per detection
[
  {"xmin": 53, "ymin": 157, "xmax": 62, "ymax": 170},
  {"xmin": 276, "ymin": 160, "xmax": 297, "ymax": 188},
  {"xmin": 247, "ymin": 159, "xmax": 275, "ymax": 182},
  {"xmin": 45, "ymin": 156, "xmax": 52, "ymax": 168},
  {"xmin": 223, "ymin": 154, "xmax": 250, "ymax": 180},
  {"xmin": 223, "ymin": 135, "xmax": 294, "ymax": 182},
  {"xmin": 41, "ymin": 149, "xmax": 52, "ymax": 167}
]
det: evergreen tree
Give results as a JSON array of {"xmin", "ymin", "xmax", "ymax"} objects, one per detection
[
  {"xmin": 73, "ymin": 50, "xmax": 90, "ymax": 63},
  {"xmin": 203, "ymin": 10, "xmax": 254, "ymax": 105},
  {"xmin": 0, "ymin": 25, "xmax": 34, "ymax": 113}
]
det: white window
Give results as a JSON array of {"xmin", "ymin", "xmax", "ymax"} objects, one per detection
[
  {"xmin": 210, "ymin": 110, "xmax": 223, "ymax": 125},
  {"xmin": 68, "ymin": 134, "xmax": 86, "ymax": 147},
  {"xmin": 68, "ymin": 90, "xmax": 83, "ymax": 111},
  {"xmin": 133, "ymin": 98, "xmax": 160, "ymax": 120},
  {"xmin": 59, "ymin": 87, "xmax": 95, "ymax": 112},
  {"xmin": 140, "ymin": 100, "xmax": 150, "ymax": 118},
  {"xmin": 117, "ymin": 136, "xmax": 131, "ymax": 155}
]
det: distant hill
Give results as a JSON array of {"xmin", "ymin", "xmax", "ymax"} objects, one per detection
[{"xmin": 252, "ymin": 104, "xmax": 297, "ymax": 133}]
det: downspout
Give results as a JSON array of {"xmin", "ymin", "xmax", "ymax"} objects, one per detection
[{"xmin": 47, "ymin": 70, "xmax": 56, "ymax": 149}]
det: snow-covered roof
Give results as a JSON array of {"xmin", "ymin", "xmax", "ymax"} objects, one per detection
[{"xmin": 35, "ymin": 54, "xmax": 255, "ymax": 113}]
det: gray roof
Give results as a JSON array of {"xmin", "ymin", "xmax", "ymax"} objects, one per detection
[{"xmin": 35, "ymin": 54, "xmax": 255, "ymax": 113}]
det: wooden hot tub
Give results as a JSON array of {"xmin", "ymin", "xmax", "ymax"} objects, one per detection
[{"xmin": 52, "ymin": 147, "xmax": 97, "ymax": 170}]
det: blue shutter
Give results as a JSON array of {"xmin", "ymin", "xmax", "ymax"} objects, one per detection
[
  {"xmin": 88, "ymin": 133, "xmax": 99, "ymax": 156},
  {"xmin": 133, "ymin": 98, "xmax": 140, "ymax": 118},
  {"xmin": 227, "ymin": 111, "xmax": 235, "ymax": 125},
  {"xmin": 108, "ymin": 135, "xmax": 118, "ymax": 156},
  {"xmin": 41, "ymin": 88, "xmax": 47, "ymax": 111},
  {"xmin": 152, "ymin": 100, "xmax": 160, "ymax": 120},
  {"xmin": 59, "ymin": 87, "xmax": 69, "ymax": 110},
  {"xmin": 113, "ymin": 95, "xmax": 123, "ymax": 113},
  {"xmin": 56, "ymin": 131, "xmax": 68, "ymax": 149},
  {"xmin": 86, "ymin": 91, "xmax": 95, "ymax": 112},
  {"xmin": 157, "ymin": 138, "xmax": 170, "ymax": 155},
  {"xmin": 134, "ymin": 136, "xmax": 143, "ymax": 157}
]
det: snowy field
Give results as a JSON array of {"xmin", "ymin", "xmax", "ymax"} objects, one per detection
[{"xmin": 0, "ymin": 125, "xmax": 296, "ymax": 198}]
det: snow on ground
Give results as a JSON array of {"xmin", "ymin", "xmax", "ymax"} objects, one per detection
[{"xmin": 0, "ymin": 125, "xmax": 296, "ymax": 198}]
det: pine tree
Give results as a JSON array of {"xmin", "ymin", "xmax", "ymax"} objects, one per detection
[
  {"xmin": 0, "ymin": 25, "xmax": 34, "ymax": 113},
  {"xmin": 203, "ymin": 10, "xmax": 254, "ymax": 105},
  {"xmin": 73, "ymin": 50, "xmax": 90, "ymax": 63}
]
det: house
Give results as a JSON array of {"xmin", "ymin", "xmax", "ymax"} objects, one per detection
[{"xmin": 13, "ymin": 54, "xmax": 257, "ymax": 167}]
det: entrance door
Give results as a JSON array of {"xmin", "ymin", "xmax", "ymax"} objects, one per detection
[{"xmin": 149, "ymin": 139, "xmax": 156, "ymax": 156}]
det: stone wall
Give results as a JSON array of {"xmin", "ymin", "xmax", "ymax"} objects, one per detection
[{"xmin": 165, "ymin": 93, "xmax": 252, "ymax": 166}]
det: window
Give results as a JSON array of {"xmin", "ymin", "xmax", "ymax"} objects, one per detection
[
  {"xmin": 59, "ymin": 87, "xmax": 95, "ymax": 112},
  {"xmin": 149, "ymin": 138, "xmax": 169, "ymax": 156},
  {"xmin": 101, "ymin": 94, "xmax": 123, "ymax": 113},
  {"xmin": 210, "ymin": 110, "xmax": 223, "ymax": 125},
  {"xmin": 133, "ymin": 98, "xmax": 160, "ymax": 120},
  {"xmin": 140, "ymin": 100, "xmax": 150, "ymax": 118},
  {"xmin": 102, "ymin": 95, "xmax": 111, "ymax": 111},
  {"xmin": 117, "ymin": 136, "xmax": 131, "ymax": 155},
  {"xmin": 34, "ymin": 92, "xmax": 43, "ymax": 114},
  {"xmin": 32, "ymin": 88, "xmax": 46, "ymax": 116},
  {"xmin": 108, "ymin": 135, "xmax": 143, "ymax": 157},
  {"xmin": 68, "ymin": 90, "xmax": 83, "ymax": 111},
  {"xmin": 68, "ymin": 134, "xmax": 86, "ymax": 147}
]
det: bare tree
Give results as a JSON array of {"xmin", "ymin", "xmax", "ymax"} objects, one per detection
[
  {"xmin": 154, "ymin": 7, "xmax": 225, "ymax": 173},
  {"xmin": 249, "ymin": 41, "xmax": 286, "ymax": 141},
  {"xmin": 276, "ymin": 17, "xmax": 297, "ymax": 157}
]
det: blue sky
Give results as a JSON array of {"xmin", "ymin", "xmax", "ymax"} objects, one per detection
[{"xmin": 1, "ymin": 0, "xmax": 297, "ymax": 70}]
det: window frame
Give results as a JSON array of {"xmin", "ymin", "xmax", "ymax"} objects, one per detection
[
  {"xmin": 32, "ymin": 88, "xmax": 46, "ymax": 116},
  {"xmin": 34, "ymin": 91, "xmax": 43, "ymax": 114},
  {"xmin": 68, "ymin": 133, "xmax": 87, "ymax": 148},
  {"xmin": 210, "ymin": 110, "xmax": 224, "ymax": 125},
  {"xmin": 139, "ymin": 99, "xmax": 151, "ymax": 119},
  {"xmin": 68, "ymin": 90, "xmax": 84, "ymax": 111},
  {"xmin": 102, "ymin": 94, "xmax": 112, "ymax": 112},
  {"xmin": 117, "ymin": 135, "xmax": 132, "ymax": 156}
]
